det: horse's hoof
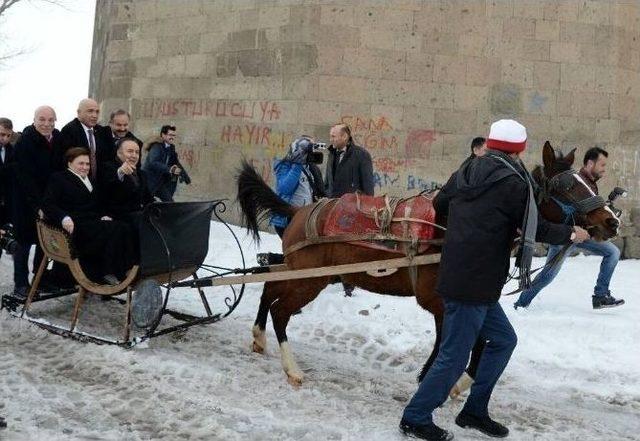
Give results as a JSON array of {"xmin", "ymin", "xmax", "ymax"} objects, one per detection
[
  {"xmin": 286, "ymin": 373, "xmax": 303, "ymax": 387},
  {"xmin": 252, "ymin": 341, "xmax": 265, "ymax": 354}
]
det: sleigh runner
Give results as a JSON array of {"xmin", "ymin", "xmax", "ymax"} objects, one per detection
[{"xmin": 1, "ymin": 193, "xmax": 444, "ymax": 346}]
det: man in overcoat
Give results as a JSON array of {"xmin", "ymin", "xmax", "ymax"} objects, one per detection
[
  {"xmin": 399, "ymin": 120, "xmax": 589, "ymax": 440},
  {"xmin": 12, "ymin": 106, "xmax": 64, "ymax": 297},
  {"xmin": 324, "ymin": 123, "xmax": 374, "ymax": 198}
]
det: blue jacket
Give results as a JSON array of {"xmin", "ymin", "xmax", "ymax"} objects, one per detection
[{"xmin": 270, "ymin": 160, "xmax": 305, "ymax": 228}]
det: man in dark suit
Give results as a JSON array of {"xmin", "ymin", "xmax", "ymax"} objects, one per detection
[
  {"xmin": 99, "ymin": 138, "xmax": 153, "ymax": 220},
  {"xmin": 324, "ymin": 123, "xmax": 374, "ymax": 297},
  {"xmin": 142, "ymin": 125, "xmax": 191, "ymax": 201},
  {"xmin": 0, "ymin": 118, "xmax": 16, "ymax": 262},
  {"xmin": 105, "ymin": 109, "xmax": 143, "ymax": 150},
  {"xmin": 60, "ymin": 98, "xmax": 115, "ymax": 180},
  {"xmin": 324, "ymin": 123, "xmax": 374, "ymax": 198},
  {"xmin": 0, "ymin": 118, "xmax": 15, "ymax": 229},
  {"xmin": 12, "ymin": 106, "xmax": 64, "ymax": 297}
]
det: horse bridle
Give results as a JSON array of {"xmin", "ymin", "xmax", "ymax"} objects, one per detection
[{"xmin": 543, "ymin": 169, "xmax": 606, "ymax": 225}]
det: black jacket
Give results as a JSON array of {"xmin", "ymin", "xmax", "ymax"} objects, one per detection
[
  {"xmin": 324, "ymin": 143, "xmax": 374, "ymax": 198},
  {"xmin": 142, "ymin": 141, "xmax": 191, "ymax": 196},
  {"xmin": 434, "ymin": 152, "xmax": 572, "ymax": 304},
  {"xmin": 60, "ymin": 118, "xmax": 115, "ymax": 166},
  {"xmin": 98, "ymin": 159, "xmax": 153, "ymax": 218},
  {"xmin": 42, "ymin": 170, "xmax": 104, "ymax": 226},
  {"xmin": 0, "ymin": 142, "xmax": 15, "ymax": 225},
  {"xmin": 97, "ymin": 126, "xmax": 144, "ymax": 152},
  {"xmin": 13, "ymin": 125, "xmax": 64, "ymax": 243}
]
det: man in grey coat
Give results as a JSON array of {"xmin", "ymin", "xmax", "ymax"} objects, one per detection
[
  {"xmin": 325, "ymin": 123, "xmax": 374, "ymax": 296},
  {"xmin": 324, "ymin": 123, "xmax": 374, "ymax": 198}
]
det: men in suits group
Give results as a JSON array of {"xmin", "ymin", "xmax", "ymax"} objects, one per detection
[{"xmin": 4, "ymin": 99, "xmax": 156, "ymax": 297}]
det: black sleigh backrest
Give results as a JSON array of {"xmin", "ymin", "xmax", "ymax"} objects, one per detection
[{"xmin": 139, "ymin": 201, "xmax": 217, "ymax": 278}]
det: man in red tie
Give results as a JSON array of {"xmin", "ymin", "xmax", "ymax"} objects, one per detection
[
  {"xmin": 12, "ymin": 106, "xmax": 65, "ymax": 298},
  {"xmin": 60, "ymin": 98, "xmax": 115, "ymax": 180}
]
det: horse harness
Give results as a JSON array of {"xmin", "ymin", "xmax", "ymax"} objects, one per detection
[
  {"xmin": 540, "ymin": 169, "xmax": 606, "ymax": 226},
  {"xmin": 505, "ymin": 168, "xmax": 606, "ymax": 295}
]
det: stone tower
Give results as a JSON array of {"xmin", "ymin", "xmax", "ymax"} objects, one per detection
[{"xmin": 91, "ymin": 0, "xmax": 640, "ymax": 252}]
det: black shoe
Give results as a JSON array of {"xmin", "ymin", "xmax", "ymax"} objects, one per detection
[
  {"xmin": 399, "ymin": 419, "xmax": 453, "ymax": 441},
  {"xmin": 455, "ymin": 412, "xmax": 508, "ymax": 438},
  {"xmin": 12, "ymin": 285, "xmax": 29, "ymax": 300},
  {"xmin": 0, "ymin": 415, "xmax": 6, "ymax": 429},
  {"xmin": 592, "ymin": 293, "xmax": 624, "ymax": 309}
]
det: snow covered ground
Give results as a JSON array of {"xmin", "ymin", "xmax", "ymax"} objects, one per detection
[{"xmin": 0, "ymin": 221, "xmax": 638, "ymax": 440}]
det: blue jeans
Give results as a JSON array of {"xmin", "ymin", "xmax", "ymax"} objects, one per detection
[
  {"xmin": 402, "ymin": 299, "xmax": 517, "ymax": 425},
  {"xmin": 515, "ymin": 239, "xmax": 620, "ymax": 308}
]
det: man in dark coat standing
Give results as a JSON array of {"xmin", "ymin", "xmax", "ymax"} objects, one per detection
[
  {"xmin": 0, "ymin": 118, "xmax": 16, "ymax": 262},
  {"xmin": 142, "ymin": 125, "xmax": 191, "ymax": 202},
  {"xmin": 60, "ymin": 98, "xmax": 115, "ymax": 180},
  {"xmin": 0, "ymin": 118, "xmax": 16, "ymax": 229},
  {"xmin": 12, "ymin": 106, "xmax": 64, "ymax": 297},
  {"xmin": 324, "ymin": 123, "xmax": 374, "ymax": 198},
  {"xmin": 103, "ymin": 109, "xmax": 143, "ymax": 151},
  {"xmin": 399, "ymin": 120, "xmax": 590, "ymax": 441},
  {"xmin": 324, "ymin": 123, "xmax": 374, "ymax": 297}
]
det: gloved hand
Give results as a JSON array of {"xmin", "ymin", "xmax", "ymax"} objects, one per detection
[{"xmin": 288, "ymin": 138, "xmax": 314, "ymax": 163}]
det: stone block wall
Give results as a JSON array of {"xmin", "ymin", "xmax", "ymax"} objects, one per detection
[{"xmin": 90, "ymin": 0, "xmax": 640, "ymax": 256}]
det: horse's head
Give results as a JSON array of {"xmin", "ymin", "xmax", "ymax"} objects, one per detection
[{"xmin": 533, "ymin": 141, "xmax": 619, "ymax": 241}]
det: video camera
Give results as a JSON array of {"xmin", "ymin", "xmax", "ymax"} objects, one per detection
[
  {"xmin": 606, "ymin": 186, "xmax": 627, "ymax": 217},
  {"xmin": 307, "ymin": 142, "xmax": 327, "ymax": 165},
  {"xmin": 0, "ymin": 223, "xmax": 18, "ymax": 255}
]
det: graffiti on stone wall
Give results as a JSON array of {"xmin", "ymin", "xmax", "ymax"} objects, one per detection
[
  {"xmin": 340, "ymin": 115, "xmax": 400, "ymax": 151},
  {"xmin": 405, "ymin": 129, "xmax": 438, "ymax": 159},
  {"xmin": 139, "ymin": 99, "xmax": 282, "ymax": 122}
]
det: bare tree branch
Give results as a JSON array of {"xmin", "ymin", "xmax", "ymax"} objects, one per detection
[{"xmin": 0, "ymin": 0, "xmax": 22, "ymax": 17}]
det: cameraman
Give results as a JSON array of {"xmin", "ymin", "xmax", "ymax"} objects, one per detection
[{"xmin": 270, "ymin": 136, "xmax": 325, "ymax": 237}]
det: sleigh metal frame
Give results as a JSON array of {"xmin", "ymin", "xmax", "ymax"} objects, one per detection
[
  {"xmin": 1, "ymin": 200, "xmax": 248, "ymax": 346},
  {"xmin": 1, "ymin": 199, "xmax": 441, "ymax": 347}
]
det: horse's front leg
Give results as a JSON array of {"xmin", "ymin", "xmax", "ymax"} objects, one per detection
[
  {"xmin": 269, "ymin": 277, "xmax": 328, "ymax": 385},
  {"xmin": 271, "ymin": 299, "xmax": 304, "ymax": 386},
  {"xmin": 251, "ymin": 285, "xmax": 274, "ymax": 354}
]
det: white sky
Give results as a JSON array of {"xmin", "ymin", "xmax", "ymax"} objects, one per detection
[{"xmin": 0, "ymin": 0, "xmax": 95, "ymax": 131}]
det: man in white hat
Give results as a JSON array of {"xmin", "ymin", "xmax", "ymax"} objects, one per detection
[{"xmin": 399, "ymin": 120, "xmax": 589, "ymax": 440}]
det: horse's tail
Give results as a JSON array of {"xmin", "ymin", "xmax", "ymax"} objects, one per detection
[{"xmin": 236, "ymin": 159, "xmax": 297, "ymax": 243}]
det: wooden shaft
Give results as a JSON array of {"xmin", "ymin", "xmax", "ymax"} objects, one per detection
[{"xmin": 206, "ymin": 253, "xmax": 441, "ymax": 287}]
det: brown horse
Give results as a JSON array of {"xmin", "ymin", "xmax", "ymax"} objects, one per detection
[{"xmin": 237, "ymin": 141, "xmax": 618, "ymax": 386}]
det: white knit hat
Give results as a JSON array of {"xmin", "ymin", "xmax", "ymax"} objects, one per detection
[{"xmin": 486, "ymin": 119, "xmax": 527, "ymax": 153}]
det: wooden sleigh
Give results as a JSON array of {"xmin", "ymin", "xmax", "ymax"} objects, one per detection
[
  {"xmin": 1, "ymin": 200, "xmax": 244, "ymax": 346},
  {"xmin": 1, "ymin": 197, "xmax": 443, "ymax": 346}
]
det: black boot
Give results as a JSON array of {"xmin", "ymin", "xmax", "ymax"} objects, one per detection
[
  {"xmin": 592, "ymin": 293, "xmax": 624, "ymax": 309},
  {"xmin": 455, "ymin": 412, "xmax": 508, "ymax": 438},
  {"xmin": 399, "ymin": 419, "xmax": 453, "ymax": 441}
]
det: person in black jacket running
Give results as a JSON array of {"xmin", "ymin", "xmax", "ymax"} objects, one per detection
[{"xmin": 399, "ymin": 120, "xmax": 589, "ymax": 441}]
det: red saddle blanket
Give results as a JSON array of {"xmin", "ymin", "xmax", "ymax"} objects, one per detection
[{"xmin": 321, "ymin": 193, "xmax": 438, "ymax": 254}]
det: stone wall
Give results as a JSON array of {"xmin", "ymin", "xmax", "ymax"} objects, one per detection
[{"xmin": 90, "ymin": 0, "xmax": 640, "ymax": 256}]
